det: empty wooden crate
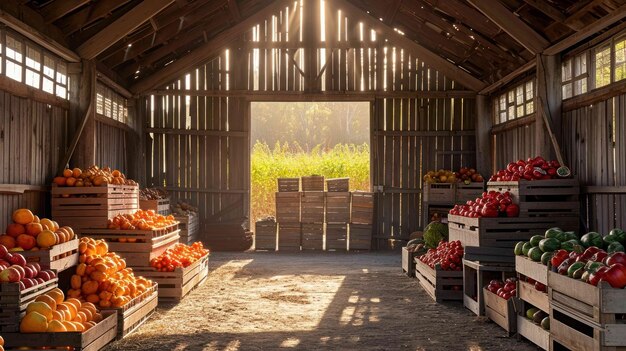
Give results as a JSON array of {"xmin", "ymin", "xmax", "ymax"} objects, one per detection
[
  {"xmin": 301, "ymin": 223, "xmax": 323, "ymax": 250},
  {"xmin": 278, "ymin": 223, "xmax": 301, "ymax": 251},
  {"xmin": 275, "ymin": 192, "xmax": 301, "ymax": 223},
  {"xmin": 255, "ymin": 219, "xmax": 277, "ymax": 250},
  {"xmin": 350, "ymin": 192, "xmax": 374, "ymax": 225},
  {"xmin": 301, "ymin": 175, "xmax": 325, "ymax": 191},
  {"xmin": 301, "ymin": 191, "xmax": 325, "ymax": 223},
  {"xmin": 326, "ymin": 178, "xmax": 349, "ymax": 192},
  {"xmin": 278, "ymin": 178, "xmax": 300, "ymax": 192},
  {"xmin": 325, "ymin": 192, "xmax": 350, "ymax": 223},
  {"xmin": 349, "ymin": 223, "xmax": 372, "ymax": 250},
  {"xmin": 326, "ymin": 223, "xmax": 347, "ymax": 251}
]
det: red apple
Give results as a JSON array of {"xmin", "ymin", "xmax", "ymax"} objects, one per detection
[
  {"xmin": 8, "ymin": 253, "xmax": 26, "ymax": 267},
  {"xmin": 0, "ymin": 259, "xmax": 9, "ymax": 267},
  {"xmin": 34, "ymin": 277, "xmax": 44, "ymax": 285},
  {"xmin": 4, "ymin": 253, "xmax": 13, "ymax": 262},
  {"xmin": 11, "ymin": 265, "xmax": 25, "ymax": 281},
  {"xmin": 0, "ymin": 264, "xmax": 6, "ymax": 271},
  {"xmin": 18, "ymin": 281, "xmax": 25, "ymax": 290},
  {"xmin": 22, "ymin": 278, "xmax": 34, "ymax": 289},
  {"xmin": 37, "ymin": 271, "xmax": 51, "ymax": 281},
  {"xmin": 30, "ymin": 262, "xmax": 40, "ymax": 273},
  {"xmin": 0, "ymin": 267, "xmax": 21, "ymax": 282},
  {"xmin": 45, "ymin": 270, "xmax": 56, "ymax": 278},
  {"xmin": 0, "ymin": 244, "xmax": 8, "ymax": 258}
]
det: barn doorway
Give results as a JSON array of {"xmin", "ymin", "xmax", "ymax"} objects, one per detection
[{"xmin": 250, "ymin": 101, "xmax": 371, "ymax": 227}]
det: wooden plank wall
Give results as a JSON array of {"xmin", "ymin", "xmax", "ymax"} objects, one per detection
[
  {"xmin": 144, "ymin": 2, "xmax": 476, "ymax": 248},
  {"xmin": 493, "ymin": 123, "xmax": 537, "ymax": 170},
  {"xmin": 95, "ymin": 121, "xmax": 127, "ymax": 171},
  {"xmin": 0, "ymin": 91, "xmax": 68, "ymax": 231},
  {"xmin": 562, "ymin": 94, "xmax": 626, "ymax": 234}
]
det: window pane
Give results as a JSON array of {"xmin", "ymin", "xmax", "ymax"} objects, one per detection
[
  {"xmin": 562, "ymin": 58, "xmax": 572, "ymax": 81},
  {"xmin": 43, "ymin": 55, "xmax": 54, "ymax": 78},
  {"xmin": 517, "ymin": 105, "xmax": 524, "ymax": 117},
  {"xmin": 25, "ymin": 46, "xmax": 40, "ymax": 70},
  {"xmin": 508, "ymin": 90, "xmax": 514, "ymax": 103},
  {"xmin": 96, "ymin": 93, "xmax": 104, "ymax": 114},
  {"xmin": 43, "ymin": 77, "xmax": 54, "ymax": 94},
  {"xmin": 25, "ymin": 70, "xmax": 40, "ymax": 88},
  {"xmin": 525, "ymin": 81, "xmax": 534, "ymax": 101},
  {"xmin": 563, "ymin": 83, "xmax": 572, "ymax": 99},
  {"xmin": 56, "ymin": 86, "xmax": 66, "ymax": 99},
  {"xmin": 6, "ymin": 61, "xmax": 22, "ymax": 82},
  {"xmin": 575, "ymin": 53, "xmax": 587, "ymax": 75},
  {"xmin": 500, "ymin": 112, "xmax": 506, "ymax": 124},
  {"xmin": 574, "ymin": 78, "xmax": 587, "ymax": 95},
  {"xmin": 516, "ymin": 85, "xmax": 524, "ymax": 105},
  {"xmin": 56, "ymin": 63, "xmax": 67, "ymax": 85},
  {"xmin": 526, "ymin": 101, "xmax": 534, "ymax": 114},
  {"xmin": 499, "ymin": 95, "xmax": 506, "ymax": 111},
  {"xmin": 5, "ymin": 35, "xmax": 22, "ymax": 62},
  {"xmin": 595, "ymin": 46, "xmax": 611, "ymax": 88},
  {"xmin": 508, "ymin": 106, "xmax": 515, "ymax": 119}
]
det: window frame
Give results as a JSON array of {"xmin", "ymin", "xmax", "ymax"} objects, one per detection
[{"xmin": 493, "ymin": 79, "xmax": 535, "ymax": 125}]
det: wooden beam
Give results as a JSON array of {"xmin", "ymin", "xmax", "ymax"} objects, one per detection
[
  {"xmin": 490, "ymin": 114, "xmax": 535, "ymax": 134},
  {"xmin": 144, "ymin": 89, "xmax": 477, "ymax": 99},
  {"xmin": 0, "ymin": 74, "xmax": 69, "ymax": 109},
  {"xmin": 130, "ymin": 0, "xmax": 289, "ymax": 94},
  {"xmin": 146, "ymin": 128, "xmax": 247, "ymax": 137},
  {"xmin": 480, "ymin": 60, "xmax": 536, "ymax": 95},
  {"xmin": 467, "ymin": 0, "xmax": 549, "ymax": 55},
  {"xmin": 56, "ymin": 0, "xmax": 130, "ymax": 35},
  {"xmin": 583, "ymin": 186, "xmax": 626, "ymax": 194},
  {"xmin": 544, "ymin": 4, "xmax": 626, "ymax": 55},
  {"xmin": 535, "ymin": 54, "xmax": 562, "ymax": 162},
  {"xmin": 384, "ymin": 0, "xmax": 403, "ymax": 24},
  {"xmin": 227, "ymin": 0, "xmax": 241, "ymax": 22},
  {"xmin": 0, "ymin": 184, "xmax": 48, "ymax": 195},
  {"xmin": 563, "ymin": 79, "xmax": 626, "ymax": 112},
  {"xmin": 522, "ymin": 0, "xmax": 566, "ymax": 23},
  {"xmin": 76, "ymin": 0, "xmax": 176, "ymax": 59},
  {"xmin": 41, "ymin": 0, "xmax": 90, "ymax": 23},
  {"xmin": 0, "ymin": 9, "xmax": 79, "ymax": 62},
  {"xmin": 334, "ymin": 0, "xmax": 485, "ymax": 91},
  {"xmin": 475, "ymin": 94, "xmax": 493, "ymax": 176}
]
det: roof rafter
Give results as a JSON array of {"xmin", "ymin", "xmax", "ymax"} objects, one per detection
[
  {"xmin": 56, "ymin": 0, "xmax": 131, "ymax": 36},
  {"xmin": 467, "ymin": 0, "xmax": 549, "ymax": 55},
  {"xmin": 41, "ymin": 0, "xmax": 90, "ymax": 23}
]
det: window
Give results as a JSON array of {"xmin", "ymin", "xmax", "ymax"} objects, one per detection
[
  {"xmin": 562, "ymin": 52, "xmax": 588, "ymax": 99},
  {"xmin": 615, "ymin": 37, "xmax": 626, "ymax": 81},
  {"xmin": 493, "ymin": 79, "xmax": 535, "ymax": 124},
  {"xmin": 95, "ymin": 81, "xmax": 129, "ymax": 125},
  {"xmin": 595, "ymin": 46, "xmax": 611, "ymax": 88}
]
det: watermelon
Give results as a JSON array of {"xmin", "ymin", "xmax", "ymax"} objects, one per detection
[
  {"xmin": 530, "ymin": 235, "xmax": 544, "ymax": 247},
  {"xmin": 528, "ymin": 247, "xmax": 543, "ymax": 262},
  {"xmin": 563, "ymin": 231, "xmax": 578, "ymax": 241},
  {"xmin": 522, "ymin": 242, "xmax": 533, "ymax": 256},
  {"xmin": 533, "ymin": 310, "xmax": 548, "ymax": 324},
  {"xmin": 514, "ymin": 242, "xmax": 525, "ymax": 256},
  {"xmin": 526, "ymin": 307, "xmax": 539, "ymax": 319},
  {"xmin": 609, "ymin": 228, "xmax": 626, "ymax": 243},
  {"xmin": 541, "ymin": 316, "xmax": 550, "ymax": 331},
  {"xmin": 406, "ymin": 238, "xmax": 425, "ymax": 247},
  {"xmin": 581, "ymin": 232, "xmax": 603, "ymax": 248},
  {"xmin": 608, "ymin": 242, "xmax": 625, "ymax": 253},
  {"xmin": 560, "ymin": 240, "xmax": 578, "ymax": 252},
  {"xmin": 567, "ymin": 262, "xmax": 585, "ymax": 278},
  {"xmin": 545, "ymin": 227, "xmax": 563, "ymax": 239},
  {"xmin": 604, "ymin": 234, "xmax": 619, "ymax": 246},
  {"xmin": 541, "ymin": 251, "xmax": 554, "ymax": 265},
  {"xmin": 539, "ymin": 238, "xmax": 560, "ymax": 252}
]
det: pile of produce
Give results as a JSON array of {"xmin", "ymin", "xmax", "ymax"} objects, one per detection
[
  {"xmin": 0, "ymin": 244, "xmax": 56, "ymax": 289},
  {"xmin": 418, "ymin": 240, "xmax": 463, "ymax": 271},
  {"xmin": 524, "ymin": 306, "xmax": 550, "ymax": 331},
  {"xmin": 423, "ymin": 168, "xmax": 484, "ymax": 184},
  {"xmin": 139, "ymin": 188, "xmax": 168, "ymax": 200},
  {"xmin": 53, "ymin": 165, "xmax": 137, "ymax": 187},
  {"xmin": 107, "ymin": 210, "xmax": 178, "ymax": 231},
  {"xmin": 485, "ymin": 278, "xmax": 517, "ymax": 300},
  {"xmin": 171, "ymin": 201, "xmax": 198, "ymax": 215},
  {"xmin": 423, "ymin": 221, "xmax": 449, "ymax": 249},
  {"xmin": 1, "ymin": 209, "xmax": 75, "ymax": 251},
  {"xmin": 68, "ymin": 237, "xmax": 154, "ymax": 308},
  {"xmin": 449, "ymin": 191, "xmax": 519, "ymax": 218},
  {"xmin": 489, "ymin": 156, "xmax": 568, "ymax": 182},
  {"xmin": 149, "ymin": 242, "xmax": 209, "ymax": 272},
  {"xmin": 19, "ymin": 288, "xmax": 103, "ymax": 333},
  {"xmin": 405, "ymin": 238, "xmax": 427, "ymax": 257}
]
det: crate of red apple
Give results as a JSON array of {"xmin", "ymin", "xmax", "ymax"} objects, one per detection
[{"xmin": 414, "ymin": 241, "xmax": 464, "ymax": 302}]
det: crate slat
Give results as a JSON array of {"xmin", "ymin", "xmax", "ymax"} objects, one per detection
[
  {"xmin": 275, "ymin": 192, "xmax": 301, "ymax": 223},
  {"xmin": 349, "ymin": 223, "xmax": 371, "ymax": 250},
  {"xmin": 102, "ymin": 283, "xmax": 158, "ymax": 340},
  {"xmin": 0, "ymin": 278, "xmax": 58, "ymax": 332},
  {"xmin": 325, "ymin": 192, "xmax": 350, "ymax": 223},
  {"xmin": 301, "ymin": 223, "xmax": 323, "ymax": 250},
  {"xmin": 301, "ymin": 176, "xmax": 324, "ymax": 191},
  {"xmin": 326, "ymin": 223, "xmax": 347, "ymax": 251},
  {"xmin": 455, "ymin": 182, "xmax": 485, "ymax": 203},
  {"xmin": 483, "ymin": 288, "xmax": 517, "ymax": 335},
  {"xmin": 487, "ymin": 179, "xmax": 580, "ymax": 217},
  {"xmin": 326, "ymin": 178, "xmax": 349, "ymax": 192},
  {"xmin": 301, "ymin": 191, "xmax": 325, "ymax": 223},
  {"xmin": 134, "ymin": 255, "xmax": 209, "ymax": 301},
  {"xmin": 415, "ymin": 259, "xmax": 463, "ymax": 302},
  {"xmin": 462, "ymin": 259, "xmax": 515, "ymax": 316},
  {"xmin": 517, "ymin": 315, "xmax": 550, "ymax": 350},
  {"xmin": 20, "ymin": 239, "xmax": 79, "ymax": 273},
  {"xmin": 423, "ymin": 182, "xmax": 455, "ymax": 204},
  {"xmin": 516, "ymin": 255, "xmax": 548, "ymax": 285},
  {"xmin": 139, "ymin": 198, "xmax": 170, "ymax": 215},
  {"xmin": 278, "ymin": 223, "xmax": 301, "ymax": 251},
  {"xmin": 277, "ymin": 178, "xmax": 300, "ymax": 192},
  {"xmin": 350, "ymin": 192, "xmax": 374, "ymax": 225},
  {"xmin": 255, "ymin": 220, "xmax": 277, "ymax": 251}
]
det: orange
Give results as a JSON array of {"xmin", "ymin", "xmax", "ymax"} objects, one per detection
[
  {"xmin": 51, "ymin": 310, "xmax": 65, "ymax": 321},
  {"xmin": 65, "ymin": 298, "xmax": 82, "ymax": 312},
  {"xmin": 36, "ymin": 230, "xmax": 58, "ymax": 248},
  {"xmin": 61, "ymin": 321, "xmax": 77, "ymax": 332},
  {"xmin": 0, "ymin": 235, "xmax": 16, "ymax": 249},
  {"xmin": 47, "ymin": 319, "xmax": 67, "ymax": 332},
  {"xmin": 65, "ymin": 177, "xmax": 77, "ymax": 187},
  {"xmin": 20, "ymin": 311, "xmax": 48, "ymax": 332},
  {"xmin": 34, "ymin": 295, "xmax": 57, "ymax": 311},
  {"xmin": 39, "ymin": 218, "xmax": 55, "ymax": 231},
  {"xmin": 72, "ymin": 168, "xmax": 82, "ymax": 178},
  {"xmin": 48, "ymin": 288, "xmax": 65, "ymax": 305},
  {"xmin": 26, "ymin": 302, "xmax": 53, "ymax": 321},
  {"xmin": 25, "ymin": 223, "xmax": 43, "ymax": 236},
  {"xmin": 62, "ymin": 169, "xmax": 73, "ymax": 178},
  {"xmin": 12, "ymin": 209, "xmax": 34, "ymax": 225},
  {"xmin": 53, "ymin": 176, "xmax": 67, "ymax": 186},
  {"xmin": 6, "ymin": 223, "xmax": 25, "ymax": 238}
]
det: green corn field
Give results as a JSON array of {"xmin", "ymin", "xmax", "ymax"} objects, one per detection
[{"xmin": 251, "ymin": 141, "xmax": 370, "ymax": 224}]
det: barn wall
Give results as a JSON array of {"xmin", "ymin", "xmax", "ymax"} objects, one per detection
[
  {"xmin": 95, "ymin": 120, "xmax": 127, "ymax": 171},
  {"xmin": 0, "ymin": 91, "xmax": 68, "ymax": 232},
  {"xmin": 492, "ymin": 123, "xmax": 537, "ymax": 170},
  {"xmin": 143, "ymin": 2, "xmax": 477, "ymax": 248}
]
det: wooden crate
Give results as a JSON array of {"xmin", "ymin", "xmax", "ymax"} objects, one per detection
[
  {"xmin": 350, "ymin": 192, "xmax": 374, "ymax": 225},
  {"xmin": 20, "ymin": 238, "xmax": 79, "ymax": 273},
  {"xmin": 456, "ymin": 182, "xmax": 485, "ymax": 203},
  {"xmin": 301, "ymin": 191, "xmax": 325, "ymax": 223},
  {"xmin": 301, "ymin": 223, "xmax": 323, "ymax": 250},
  {"xmin": 325, "ymin": 192, "xmax": 350, "ymax": 223},
  {"xmin": 349, "ymin": 223, "xmax": 372, "ymax": 250},
  {"xmin": 402, "ymin": 246, "xmax": 419, "ymax": 277},
  {"xmin": 518, "ymin": 279, "xmax": 549, "ymax": 314},
  {"xmin": 463, "ymin": 246, "xmax": 515, "ymax": 264},
  {"xmin": 516, "ymin": 255, "xmax": 548, "ymax": 285},
  {"xmin": 422, "ymin": 202, "xmax": 454, "ymax": 227},
  {"xmin": 174, "ymin": 212, "xmax": 199, "ymax": 245},
  {"xmin": 548, "ymin": 271, "xmax": 626, "ymax": 324},
  {"xmin": 80, "ymin": 225, "xmax": 180, "ymax": 267},
  {"xmin": 51, "ymin": 184, "xmax": 138, "ymax": 230},
  {"xmin": 326, "ymin": 223, "xmax": 347, "ymax": 251},
  {"xmin": 275, "ymin": 192, "xmax": 300, "ymax": 223},
  {"xmin": 414, "ymin": 259, "xmax": 463, "ymax": 302},
  {"xmin": 2, "ymin": 310, "xmax": 117, "ymax": 351},
  {"xmin": 277, "ymin": 178, "xmax": 300, "ymax": 192},
  {"xmin": 483, "ymin": 287, "xmax": 517, "ymax": 335},
  {"xmin": 550, "ymin": 300, "xmax": 626, "ymax": 351},
  {"xmin": 423, "ymin": 182, "xmax": 455, "ymax": 204},
  {"xmin": 326, "ymin": 178, "xmax": 349, "ymax": 192},
  {"xmin": 255, "ymin": 220, "xmax": 277, "ymax": 251},
  {"xmin": 134, "ymin": 254, "xmax": 209, "ymax": 301},
  {"xmin": 0, "ymin": 278, "xmax": 58, "ymax": 332},
  {"xmin": 301, "ymin": 175, "xmax": 325, "ymax": 191},
  {"xmin": 448, "ymin": 214, "xmax": 578, "ymax": 250},
  {"xmin": 103, "ymin": 283, "xmax": 158, "ymax": 340},
  {"xmin": 278, "ymin": 223, "xmax": 301, "ymax": 251},
  {"xmin": 487, "ymin": 179, "xmax": 580, "ymax": 217},
  {"xmin": 139, "ymin": 198, "xmax": 170, "ymax": 215},
  {"xmin": 517, "ymin": 314, "xmax": 550, "ymax": 351},
  {"xmin": 463, "ymin": 259, "xmax": 515, "ymax": 316}
]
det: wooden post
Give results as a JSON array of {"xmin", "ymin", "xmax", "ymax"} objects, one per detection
[
  {"xmin": 303, "ymin": 0, "xmax": 319, "ymax": 92},
  {"xmin": 67, "ymin": 60, "xmax": 96, "ymax": 170},
  {"xmin": 475, "ymin": 94, "xmax": 493, "ymax": 176},
  {"xmin": 536, "ymin": 54, "xmax": 562, "ymax": 160}
]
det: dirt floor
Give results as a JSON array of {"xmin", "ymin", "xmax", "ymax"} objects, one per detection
[{"xmin": 105, "ymin": 252, "xmax": 539, "ymax": 351}]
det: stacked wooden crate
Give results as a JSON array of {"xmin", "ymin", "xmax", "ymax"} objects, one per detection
[
  {"xmin": 324, "ymin": 180, "xmax": 349, "ymax": 251},
  {"xmin": 349, "ymin": 192, "xmax": 374, "ymax": 250},
  {"xmin": 414, "ymin": 259, "xmax": 463, "ymax": 302},
  {"xmin": 174, "ymin": 212, "xmax": 199, "ymax": 245},
  {"xmin": 21, "ymin": 238, "xmax": 79, "ymax": 273},
  {"xmin": 51, "ymin": 184, "xmax": 138, "ymax": 231},
  {"xmin": 134, "ymin": 254, "xmax": 209, "ymax": 301},
  {"xmin": 0, "ymin": 278, "xmax": 58, "ymax": 332},
  {"xmin": 515, "ymin": 256, "xmax": 550, "ymax": 350},
  {"xmin": 301, "ymin": 177, "xmax": 325, "ymax": 250},
  {"xmin": 139, "ymin": 198, "xmax": 170, "ymax": 216},
  {"xmin": 102, "ymin": 284, "xmax": 159, "ymax": 340},
  {"xmin": 276, "ymin": 178, "xmax": 301, "ymax": 251},
  {"xmin": 255, "ymin": 219, "xmax": 277, "ymax": 251},
  {"xmin": 422, "ymin": 182, "xmax": 485, "ymax": 225},
  {"xmin": 462, "ymin": 258, "xmax": 515, "ymax": 316}
]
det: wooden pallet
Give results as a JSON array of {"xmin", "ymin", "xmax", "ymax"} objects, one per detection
[
  {"xmin": 402, "ymin": 247, "xmax": 419, "ymax": 277},
  {"xmin": 448, "ymin": 214, "xmax": 578, "ymax": 250},
  {"xmin": 139, "ymin": 198, "xmax": 170, "ymax": 215},
  {"xmin": 326, "ymin": 223, "xmax": 347, "ymax": 251},
  {"xmin": 0, "ymin": 278, "xmax": 58, "ymax": 332},
  {"xmin": 134, "ymin": 254, "xmax": 209, "ymax": 301},
  {"xmin": 301, "ymin": 223, "xmax": 323, "ymax": 250},
  {"xmin": 2, "ymin": 310, "xmax": 117, "ymax": 351},
  {"xmin": 517, "ymin": 314, "xmax": 550, "ymax": 350},
  {"xmin": 414, "ymin": 258, "xmax": 463, "ymax": 302},
  {"xmin": 487, "ymin": 179, "xmax": 580, "ymax": 217},
  {"xmin": 20, "ymin": 239, "xmax": 79, "ymax": 273},
  {"xmin": 81, "ymin": 225, "xmax": 180, "ymax": 267},
  {"xmin": 456, "ymin": 182, "xmax": 485, "ymax": 203},
  {"xmin": 326, "ymin": 178, "xmax": 349, "ymax": 192},
  {"xmin": 174, "ymin": 213, "xmax": 199, "ymax": 245},
  {"xmin": 255, "ymin": 220, "xmax": 277, "ymax": 251},
  {"xmin": 275, "ymin": 192, "xmax": 301, "ymax": 223},
  {"xmin": 301, "ymin": 176, "xmax": 325, "ymax": 191},
  {"xmin": 277, "ymin": 178, "xmax": 300, "ymax": 192},
  {"xmin": 550, "ymin": 300, "xmax": 626, "ymax": 351},
  {"xmin": 423, "ymin": 182, "xmax": 455, "ymax": 204},
  {"xmin": 516, "ymin": 255, "xmax": 548, "ymax": 285},
  {"xmin": 463, "ymin": 259, "xmax": 515, "ymax": 316},
  {"xmin": 483, "ymin": 287, "xmax": 517, "ymax": 335},
  {"xmin": 325, "ymin": 192, "xmax": 350, "ymax": 223},
  {"xmin": 301, "ymin": 191, "xmax": 325, "ymax": 223},
  {"xmin": 350, "ymin": 192, "xmax": 374, "ymax": 225},
  {"xmin": 278, "ymin": 223, "xmax": 301, "ymax": 251},
  {"xmin": 51, "ymin": 184, "xmax": 138, "ymax": 229},
  {"xmin": 349, "ymin": 223, "xmax": 372, "ymax": 250},
  {"xmin": 102, "ymin": 283, "xmax": 158, "ymax": 340}
]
